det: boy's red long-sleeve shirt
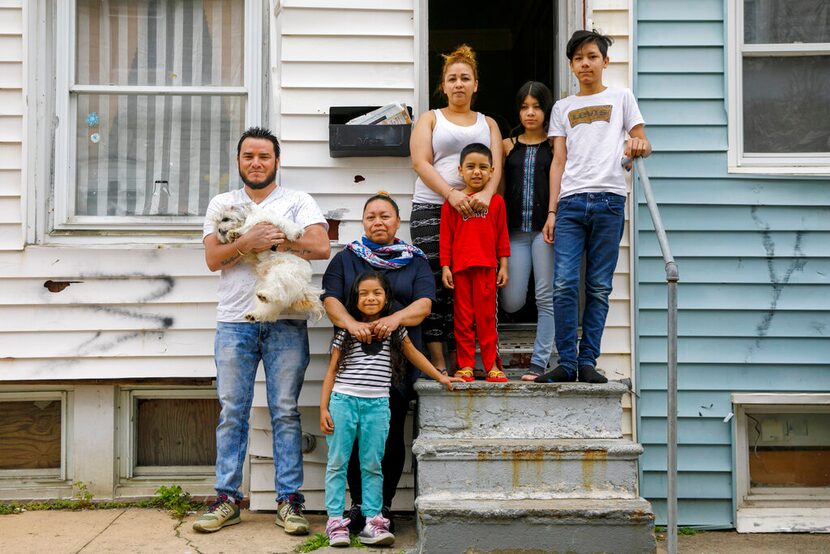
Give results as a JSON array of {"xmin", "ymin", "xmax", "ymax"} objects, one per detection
[{"xmin": 439, "ymin": 193, "xmax": 510, "ymax": 272}]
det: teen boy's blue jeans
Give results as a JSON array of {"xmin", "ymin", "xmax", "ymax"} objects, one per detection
[
  {"xmin": 213, "ymin": 320, "xmax": 309, "ymax": 503},
  {"xmin": 553, "ymin": 192, "xmax": 626, "ymax": 377},
  {"xmin": 325, "ymin": 392, "xmax": 390, "ymax": 518}
]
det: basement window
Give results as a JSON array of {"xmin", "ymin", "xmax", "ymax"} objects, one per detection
[
  {"xmin": 119, "ymin": 388, "xmax": 219, "ymax": 480},
  {"xmin": 0, "ymin": 392, "xmax": 66, "ymax": 480},
  {"xmin": 733, "ymin": 394, "xmax": 830, "ymax": 533}
]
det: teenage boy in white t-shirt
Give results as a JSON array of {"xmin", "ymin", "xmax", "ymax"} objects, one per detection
[{"xmin": 538, "ymin": 30, "xmax": 651, "ymax": 383}]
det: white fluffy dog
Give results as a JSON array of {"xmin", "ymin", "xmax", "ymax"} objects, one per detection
[{"xmin": 213, "ymin": 203, "xmax": 325, "ymax": 322}]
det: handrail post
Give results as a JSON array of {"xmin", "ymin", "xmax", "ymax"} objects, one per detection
[
  {"xmin": 666, "ymin": 263, "xmax": 678, "ymax": 554},
  {"xmin": 633, "ymin": 158, "xmax": 679, "ymax": 554}
]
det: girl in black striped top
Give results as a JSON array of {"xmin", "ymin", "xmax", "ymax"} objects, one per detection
[{"xmin": 319, "ymin": 271, "xmax": 459, "ymax": 547}]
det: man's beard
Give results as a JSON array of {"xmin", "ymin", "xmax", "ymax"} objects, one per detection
[{"xmin": 239, "ymin": 167, "xmax": 277, "ymax": 190}]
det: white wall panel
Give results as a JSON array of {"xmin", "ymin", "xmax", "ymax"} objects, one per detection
[
  {"xmin": 282, "ymin": 61, "xmax": 414, "ymax": 89},
  {"xmin": 282, "ymin": 36, "xmax": 414, "ymax": 63},
  {"xmin": 282, "ymin": 0, "xmax": 413, "ymax": 9},
  {"xmin": 281, "ymin": 8, "xmax": 413, "ymax": 36},
  {"xmin": 279, "ymin": 88, "xmax": 416, "ymax": 115}
]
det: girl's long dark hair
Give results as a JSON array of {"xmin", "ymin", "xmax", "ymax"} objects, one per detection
[
  {"xmin": 340, "ymin": 271, "xmax": 406, "ymax": 385},
  {"xmin": 508, "ymin": 80, "xmax": 554, "ymax": 142}
]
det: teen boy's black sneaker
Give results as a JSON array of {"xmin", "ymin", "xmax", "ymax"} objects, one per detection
[
  {"xmin": 578, "ymin": 365, "xmax": 608, "ymax": 383},
  {"xmin": 533, "ymin": 365, "xmax": 576, "ymax": 383}
]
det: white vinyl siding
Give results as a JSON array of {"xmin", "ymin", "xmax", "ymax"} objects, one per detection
[
  {"xmin": 593, "ymin": 0, "xmax": 636, "ymax": 442},
  {"xmin": 3, "ymin": 0, "xmax": 637, "ymax": 507},
  {"xmin": 0, "ymin": 0, "xmax": 23, "ymax": 251}
]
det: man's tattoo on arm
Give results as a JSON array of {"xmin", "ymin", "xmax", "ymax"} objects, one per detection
[
  {"xmin": 220, "ymin": 252, "xmax": 241, "ymax": 266},
  {"xmin": 284, "ymin": 247, "xmax": 313, "ymax": 256}
]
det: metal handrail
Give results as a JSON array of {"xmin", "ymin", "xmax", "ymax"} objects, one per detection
[{"xmin": 633, "ymin": 157, "xmax": 679, "ymax": 554}]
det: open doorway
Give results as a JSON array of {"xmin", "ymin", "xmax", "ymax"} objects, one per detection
[
  {"xmin": 428, "ymin": 1, "xmax": 559, "ymax": 327},
  {"xmin": 427, "ymin": 1, "xmax": 558, "ymax": 137}
]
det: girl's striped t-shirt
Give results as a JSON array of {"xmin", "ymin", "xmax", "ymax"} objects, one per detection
[{"xmin": 331, "ymin": 327, "xmax": 407, "ymax": 398}]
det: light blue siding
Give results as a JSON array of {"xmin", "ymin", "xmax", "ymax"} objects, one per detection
[
  {"xmin": 638, "ymin": 22, "xmax": 724, "ymax": 47},
  {"xmin": 638, "ymin": 0, "xmax": 723, "ymax": 21},
  {"xmin": 634, "ymin": 0, "xmax": 830, "ymax": 528},
  {"xmin": 639, "ymin": 75, "xmax": 725, "ymax": 99},
  {"xmin": 638, "ymin": 48, "xmax": 724, "ymax": 73}
]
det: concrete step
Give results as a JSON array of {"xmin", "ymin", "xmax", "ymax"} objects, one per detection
[
  {"xmin": 413, "ymin": 438, "xmax": 641, "ymax": 500},
  {"xmin": 497, "ymin": 327, "xmax": 540, "ymax": 354},
  {"xmin": 415, "ymin": 381, "xmax": 627, "ymax": 440},
  {"xmin": 415, "ymin": 497, "xmax": 656, "ymax": 554}
]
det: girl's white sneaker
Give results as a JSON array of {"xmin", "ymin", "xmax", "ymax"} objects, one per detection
[
  {"xmin": 358, "ymin": 514, "xmax": 395, "ymax": 546},
  {"xmin": 325, "ymin": 516, "xmax": 351, "ymax": 547}
]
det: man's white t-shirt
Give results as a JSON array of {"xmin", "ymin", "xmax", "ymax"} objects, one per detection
[
  {"xmin": 202, "ymin": 186, "xmax": 327, "ymax": 322},
  {"xmin": 548, "ymin": 86, "xmax": 645, "ymax": 199}
]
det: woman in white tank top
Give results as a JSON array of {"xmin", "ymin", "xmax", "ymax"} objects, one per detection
[{"xmin": 409, "ymin": 44, "xmax": 503, "ymax": 373}]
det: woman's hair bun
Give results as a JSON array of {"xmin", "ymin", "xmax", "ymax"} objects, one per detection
[
  {"xmin": 440, "ymin": 44, "xmax": 478, "ymax": 81},
  {"xmin": 446, "ymin": 44, "xmax": 476, "ymax": 63}
]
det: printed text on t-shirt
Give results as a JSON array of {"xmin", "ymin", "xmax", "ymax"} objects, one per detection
[{"xmin": 568, "ymin": 105, "xmax": 612, "ymax": 127}]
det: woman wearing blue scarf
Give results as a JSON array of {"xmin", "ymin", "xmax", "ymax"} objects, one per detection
[{"xmin": 322, "ymin": 192, "xmax": 435, "ymax": 534}]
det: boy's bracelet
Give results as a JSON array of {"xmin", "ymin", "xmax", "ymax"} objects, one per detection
[{"xmin": 548, "ymin": 210, "xmax": 556, "ymax": 214}]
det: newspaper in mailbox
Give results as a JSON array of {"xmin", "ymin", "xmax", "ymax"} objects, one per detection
[{"xmin": 346, "ymin": 103, "xmax": 412, "ymax": 126}]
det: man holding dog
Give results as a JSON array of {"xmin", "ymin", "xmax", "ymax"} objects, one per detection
[{"xmin": 195, "ymin": 127, "xmax": 330, "ymax": 534}]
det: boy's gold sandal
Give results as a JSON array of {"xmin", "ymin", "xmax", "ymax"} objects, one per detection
[
  {"xmin": 485, "ymin": 369, "xmax": 508, "ymax": 383},
  {"xmin": 454, "ymin": 368, "xmax": 475, "ymax": 382}
]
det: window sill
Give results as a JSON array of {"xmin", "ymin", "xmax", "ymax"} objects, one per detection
[
  {"xmin": 36, "ymin": 233, "xmax": 205, "ymax": 248},
  {"xmin": 728, "ymin": 165, "xmax": 830, "ymax": 177},
  {"xmin": 736, "ymin": 503, "xmax": 830, "ymax": 533}
]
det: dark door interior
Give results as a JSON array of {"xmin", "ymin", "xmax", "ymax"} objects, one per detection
[
  {"xmin": 428, "ymin": 0, "xmax": 557, "ymax": 138},
  {"xmin": 428, "ymin": 1, "xmax": 558, "ymax": 324}
]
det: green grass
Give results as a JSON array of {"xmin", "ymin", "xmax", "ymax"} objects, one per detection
[
  {"xmin": 0, "ymin": 482, "xmax": 201, "ymax": 520},
  {"xmin": 296, "ymin": 533, "xmax": 329, "ymax": 553},
  {"xmin": 151, "ymin": 485, "xmax": 204, "ymax": 520},
  {"xmin": 655, "ymin": 525, "xmax": 701, "ymax": 536},
  {"xmin": 296, "ymin": 532, "xmax": 365, "ymax": 552}
]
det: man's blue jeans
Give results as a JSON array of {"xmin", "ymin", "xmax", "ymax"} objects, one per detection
[
  {"xmin": 553, "ymin": 192, "xmax": 626, "ymax": 376},
  {"xmin": 214, "ymin": 319, "xmax": 309, "ymax": 502},
  {"xmin": 325, "ymin": 392, "xmax": 390, "ymax": 518}
]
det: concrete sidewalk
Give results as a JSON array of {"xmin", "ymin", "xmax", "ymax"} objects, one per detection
[
  {"xmin": 0, "ymin": 508, "xmax": 417, "ymax": 554},
  {"xmin": 1, "ymin": 507, "xmax": 828, "ymax": 553}
]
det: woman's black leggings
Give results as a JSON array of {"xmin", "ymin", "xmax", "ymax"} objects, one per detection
[
  {"xmin": 346, "ymin": 385, "xmax": 410, "ymax": 508},
  {"xmin": 410, "ymin": 202, "xmax": 454, "ymax": 348}
]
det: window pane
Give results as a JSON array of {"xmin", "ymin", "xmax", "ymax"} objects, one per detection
[
  {"xmin": 743, "ymin": 56, "xmax": 830, "ymax": 154},
  {"xmin": 744, "ymin": 0, "xmax": 830, "ymax": 44},
  {"xmin": 75, "ymin": 93, "xmax": 244, "ymax": 217},
  {"xmin": 0, "ymin": 401, "xmax": 61, "ymax": 470},
  {"xmin": 748, "ymin": 412, "xmax": 830, "ymax": 488},
  {"xmin": 136, "ymin": 398, "xmax": 219, "ymax": 467},
  {"xmin": 76, "ymin": 0, "xmax": 244, "ymax": 87}
]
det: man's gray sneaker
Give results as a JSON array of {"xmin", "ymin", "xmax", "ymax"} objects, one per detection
[
  {"xmin": 275, "ymin": 493, "xmax": 309, "ymax": 535},
  {"xmin": 192, "ymin": 495, "xmax": 241, "ymax": 533}
]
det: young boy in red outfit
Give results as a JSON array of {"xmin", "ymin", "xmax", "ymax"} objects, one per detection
[{"xmin": 440, "ymin": 143, "xmax": 510, "ymax": 383}]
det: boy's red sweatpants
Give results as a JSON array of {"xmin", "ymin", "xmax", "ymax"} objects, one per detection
[{"xmin": 453, "ymin": 266, "xmax": 500, "ymax": 370}]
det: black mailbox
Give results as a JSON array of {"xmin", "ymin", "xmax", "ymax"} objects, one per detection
[{"xmin": 328, "ymin": 106, "xmax": 413, "ymax": 158}]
